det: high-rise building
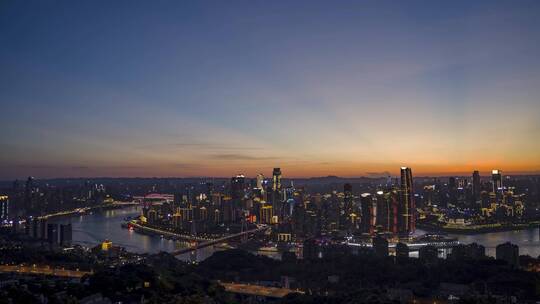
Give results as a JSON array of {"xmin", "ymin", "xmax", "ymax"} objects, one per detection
[
  {"xmin": 272, "ymin": 168, "xmax": 282, "ymax": 192},
  {"xmin": 0, "ymin": 195, "xmax": 9, "ymax": 221},
  {"xmin": 343, "ymin": 184, "xmax": 353, "ymax": 229},
  {"xmin": 272, "ymin": 168, "xmax": 283, "ymax": 219},
  {"xmin": 399, "ymin": 167, "xmax": 415, "ymax": 235},
  {"xmin": 472, "ymin": 170, "xmax": 481, "ymax": 199},
  {"xmin": 221, "ymin": 198, "xmax": 236, "ymax": 223},
  {"xmin": 172, "ymin": 212, "xmax": 182, "ymax": 229},
  {"xmin": 360, "ymin": 193, "xmax": 374, "ymax": 235},
  {"xmin": 448, "ymin": 176, "xmax": 457, "ymax": 204},
  {"xmin": 492, "ymin": 170, "xmax": 503, "ymax": 193},
  {"xmin": 260, "ymin": 203, "xmax": 273, "ymax": 224},
  {"xmin": 231, "ymin": 175, "xmax": 245, "ymax": 202},
  {"xmin": 496, "ymin": 242, "xmax": 519, "ymax": 267},
  {"xmin": 376, "ymin": 190, "xmax": 400, "ymax": 234},
  {"xmin": 256, "ymin": 173, "xmax": 264, "ymax": 189},
  {"xmin": 375, "ymin": 191, "xmax": 389, "ymax": 232}
]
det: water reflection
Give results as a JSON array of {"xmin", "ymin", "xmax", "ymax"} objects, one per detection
[
  {"xmin": 52, "ymin": 206, "xmax": 540, "ymax": 260},
  {"xmin": 50, "ymin": 206, "xmax": 218, "ymax": 261}
]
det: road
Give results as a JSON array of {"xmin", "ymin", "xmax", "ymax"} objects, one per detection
[
  {"xmin": 0, "ymin": 265, "xmax": 93, "ymax": 278},
  {"xmin": 172, "ymin": 226, "xmax": 269, "ymax": 255},
  {"xmin": 220, "ymin": 282, "xmax": 303, "ymax": 298}
]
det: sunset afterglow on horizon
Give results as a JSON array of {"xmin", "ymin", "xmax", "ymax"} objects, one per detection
[{"xmin": 1, "ymin": 1, "xmax": 540, "ymax": 179}]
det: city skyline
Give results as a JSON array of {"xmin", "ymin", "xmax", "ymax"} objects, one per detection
[{"xmin": 2, "ymin": 1, "xmax": 540, "ymax": 179}]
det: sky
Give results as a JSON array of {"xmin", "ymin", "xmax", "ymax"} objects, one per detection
[{"xmin": 1, "ymin": 0, "xmax": 540, "ymax": 179}]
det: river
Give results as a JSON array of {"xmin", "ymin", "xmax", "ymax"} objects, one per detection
[
  {"xmin": 51, "ymin": 206, "xmax": 540, "ymax": 259},
  {"xmin": 50, "ymin": 206, "xmax": 217, "ymax": 261}
]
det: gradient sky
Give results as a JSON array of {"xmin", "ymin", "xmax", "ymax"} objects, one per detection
[{"xmin": 1, "ymin": 1, "xmax": 540, "ymax": 179}]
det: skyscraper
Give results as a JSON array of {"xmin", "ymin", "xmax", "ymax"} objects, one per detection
[
  {"xmin": 492, "ymin": 170, "xmax": 503, "ymax": 193},
  {"xmin": 343, "ymin": 183, "xmax": 353, "ymax": 220},
  {"xmin": 399, "ymin": 167, "xmax": 415, "ymax": 235},
  {"xmin": 272, "ymin": 168, "xmax": 283, "ymax": 218},
  {"xmin": 472, "ymin": 170, "xmax": 481, "ymax": 199},
  {"xmin": 0, "ymin": 195, "xmax": 9, "ymax": 221},
  {"xmin": 231, "ymin": 174, "xmax": 245, "ymax": 202},
  {"xmin": 256, "ymin": 173, "xmax": 264, "ymax": 189},
  {"xmin": 272, "ymin": 168, "xmax": 282, "ymax": 192},
  {"xmin": 360, "ymin": 193, "xmax": 374, "ymax": 235}
]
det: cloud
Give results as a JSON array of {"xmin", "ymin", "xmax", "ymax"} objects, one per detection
[
  {"xmin": 211, "ymin": 154, "xmax": 279, "ymax": 161},
  {"xmin": 136, "ymin": 142, "xmax": 263, "ymax": 151},
  {"xmin": 365, "ymin": 171, "xmax": 392, "ymax": 177},
  {"xmin": 172, "ymin": 163, "xmax": 199, "ymax": 170}
]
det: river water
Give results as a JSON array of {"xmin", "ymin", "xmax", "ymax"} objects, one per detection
[
  {"xmin": 52, "ymin": 206, "xmax": 540, "ymax": 259},
  {"xmin": 50, "ymin": 206, "xmax": 216, "ymax": 261}
]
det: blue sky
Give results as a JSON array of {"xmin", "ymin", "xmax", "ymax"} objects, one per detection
[{"xmin": 1, "ymin": 1, "xmax": 540, "ymax": 179}]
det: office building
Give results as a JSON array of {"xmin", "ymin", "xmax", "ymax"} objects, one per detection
[
  {"xmin": 272, "ymin": 168, "xmax": 282, "ymax": 192},
  {"xmin": 399, "ymin": 167, "xmax": 415, "ymax": 235},
  {"xmin": 231, "ymin": 175, "xmax": 246, "ymax": 202},
  {"xmin": 472, "ymin": 170, "xmax": 481, "ymax": 199},
  {"xmin": 260, "ymin": 203, "xmax": 274, "ymax": 224},
  {"xmin": 256, "ymin": 173, "xmax": 264, "ymax": 189},
  {"xmin": 492, "ymin": 170, "xmax": 503, "ymax": 193},
  {"xmin": 0, "ymin": 195, "xmax": 8, "ymax": 221},
  {"xmin": 360, "ymin": 193, "xmax": 374, "ymax": 235}
]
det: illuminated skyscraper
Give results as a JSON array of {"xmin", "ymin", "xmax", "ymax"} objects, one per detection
[
  {"xmin": 492, "ymin": 169, "xmax": 502, "ymax": 193},
  {"xmin": 272, "ymin": 168, "xmax": 282, "ymax": 192},
  {"xmin": 399, "ymin": 167, "xmax": 415, "ymax": 235},
  {"xmin": 360, "ymin": 193, "xmax": 374, "ymax": 235},
  {"xmin": 0, "ymin": 195, "xmax": 9, "ymax": 221},
  {"xmin": 256, "ymin": 173, "xmax": 264, "ymax": 189},
  {"xmin": 375, "ymin": 191, "xmax": 392, "ymax": 233},
  {"xmin": 272, "ymin": 168, "xmax": 283, "ymax": 218},
  {"xmin": 260, "ymin": 203, "xmax": 274, "ymax": 224}
]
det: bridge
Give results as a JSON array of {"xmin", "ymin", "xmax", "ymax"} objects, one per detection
[
  {"xmin": 172, "ymin": 226, "xmax": 269, "ymax": 256},
  {"xmin": 127, "ymin": 221, "xmax": 212, "ymax": 242},
  {"xmin": 37, "ymin": 201, "xmax": 140, "ymax": 220},
  {"xmin": 0, "ymin": 264, "xmax": 92, "ymax": 278}
]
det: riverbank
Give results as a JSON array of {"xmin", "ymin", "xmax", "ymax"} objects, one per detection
[{"xmin": 417, "ymin": 221, "xmax": 540, "ymax": 235}]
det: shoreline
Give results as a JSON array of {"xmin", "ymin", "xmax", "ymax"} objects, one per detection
[{"xmin": 417, "ymin": 221, "xmax": 540, "ymax": 235}]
